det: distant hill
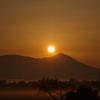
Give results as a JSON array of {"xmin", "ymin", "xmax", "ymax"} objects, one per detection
[{"xmin": 0, "ymin": 53, "xmax": 99, "ymax": 80}]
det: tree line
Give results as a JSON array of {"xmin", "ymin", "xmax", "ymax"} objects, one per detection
[
  {"xmin": 0, "ymin": 77, "xmax": 100, "ymax": 100},
  {"xmin": 0, "ymin": 77, "xmax": 99, "ymax": 90}
]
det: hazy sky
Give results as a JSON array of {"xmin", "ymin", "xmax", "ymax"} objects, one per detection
[{"xmin": 0, "ymin": 0, "xmax": 100, "ymax": 68}]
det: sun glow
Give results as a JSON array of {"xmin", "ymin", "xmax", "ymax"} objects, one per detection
[{"xmin": 48, "ymin": 46, "xmax": 55, "ymax": 53}]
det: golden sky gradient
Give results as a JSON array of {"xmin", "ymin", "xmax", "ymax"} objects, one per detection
[{"xmin": 0, "ymin": 0, "xmax": 100, "ymax": 68}]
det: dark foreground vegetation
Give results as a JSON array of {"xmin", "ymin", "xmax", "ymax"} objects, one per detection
[{"xmin": 0, "ymin": 77, "xmax": 100, "ymax": 100}]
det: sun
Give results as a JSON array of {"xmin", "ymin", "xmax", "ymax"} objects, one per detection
[{"xmin": 48, "ymin": 46, "xmax": 55, "ymax": 53}]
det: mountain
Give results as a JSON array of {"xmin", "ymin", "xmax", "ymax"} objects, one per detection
[{"xmin": 0, "ymin": 53, "xmax": 99, "ymax": 80}]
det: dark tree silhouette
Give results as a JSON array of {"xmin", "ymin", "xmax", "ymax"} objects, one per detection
[
  {"xmin": 96, "ymin": 69, "xmax": 100, "ymax": 90},
  {"xmin": 64, "ymin": 85, "xmax": 99, "ymax": 100},
  {"xmin": 0, "ymin": 79, "xmax": 6, "ymax": 88},
  {"xmin": 38, "ymin": 77, "xmax": 77, "ymax": 100},
  {"xmin": 9, "ymin": 81, "xmax": 17, "ymax": 88}
]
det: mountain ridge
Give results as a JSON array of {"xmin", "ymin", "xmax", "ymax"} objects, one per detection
[{"xmin": 0, "ymin": 53, "xmax": 99, "ymax": 80}]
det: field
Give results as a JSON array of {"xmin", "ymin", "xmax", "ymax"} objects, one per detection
[
  {"xmin": 0, "ymin": 89, "xmax": 100, "ymax": 100},
  {"xmin": 0, "ymin": 89, "xmax": 61, "ymax": 100}
]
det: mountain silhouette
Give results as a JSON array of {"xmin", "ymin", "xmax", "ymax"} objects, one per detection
[{"xmin": 0, "ymin": 53, "xmax": 99, "ymax": 80}]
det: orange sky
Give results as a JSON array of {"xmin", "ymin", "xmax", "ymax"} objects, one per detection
[{"xmin": 0, "ymin": 0, "xmax": 100, "ymax": 68}]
